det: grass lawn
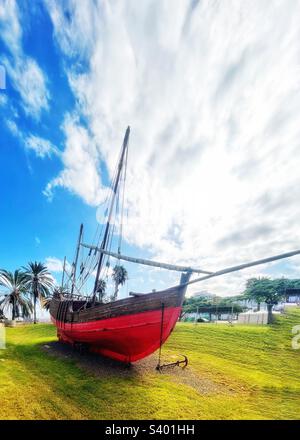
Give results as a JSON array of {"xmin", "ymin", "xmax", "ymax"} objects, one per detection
[{"xmin": 0, "ymin": 308, "xmax": 299, "ymax": 420}]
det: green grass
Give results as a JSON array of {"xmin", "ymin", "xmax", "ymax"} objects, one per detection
[{"xmin": 0, "ymin": 308, "xmax": 300, "ymax": 419}]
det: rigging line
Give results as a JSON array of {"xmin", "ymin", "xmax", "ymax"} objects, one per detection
[
  {"xmin": 94, "ymin": 195, "xmax": 119, "ymax": 291},
  {"xmin": 76, "ymin": 134, "xmax": 128, "ymax": 293},
  {"xmin": 71, "ymin": 224, "xmax": 83, "ymax": 282},
  {"xmin": 77, "ymin": 207, "xmax": 117, "ymax": 293},
  {"xmin": 79, "ymin": 198, "xmax": 111, "ymax": 284},
  {"xmin": 77, "ymin": 228, "xmax": 85, "ymax": 285},
  {"xmin": 77, "ymin": 183, "xmax": 117, "ymax": 288},
  {"xmin": 81, "ymin": 225, "xmax": 104, "ymax": 277},
  {"xmin": 77, "ymin": 240, "xmax": 98, "ymax": 288},
  {"xmin": 63, "ymin": 267, "xmax": 85, "ymax": 297},
  {"xmin": 81, "ymin": 156, "xmax": 120, "ymax": 283},
  {"xmin": 79, "ymin": 224, "xmax": 110, "ymax": 285},
  {"xmin": 79, "ymin": 223, "xmax": 100, "ymax": 281},
  {"xmin": 93, "ymin": 127, "xmax": 130, "ymax": 298},
  {"xmin": 77, "ymin": 197, "xmax": 116, "ymax": 293},
  {"xmin": 61, "ymin": 256, "xmax": 66, "ymax": 289},
  {"xmin": 118, "ymin": 142, "xmax": 128, "ymax": 255},
  {"xmin": 71, "ymin": 224, "xmax": 83, "ymax": 295},
  {"xmin": 102, "ymin": 204, "xmax": 118, "ymax": 275}
]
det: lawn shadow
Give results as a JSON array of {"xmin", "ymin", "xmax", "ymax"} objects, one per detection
[
  {"xmin": 41, "ymin": 341, "xmax": 226, "ymax": 395},
  {"xmin": 42, "ymin": 341, "xmax": 160, "ymax": 378}
]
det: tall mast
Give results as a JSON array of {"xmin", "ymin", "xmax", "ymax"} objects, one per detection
[
  {"xmin": 71, "ymin": 223, "xmax": 83, "ymax": 295},
  {"xmin": 92, "ymin": 126, "xmax": 130, "ymax": 300}
]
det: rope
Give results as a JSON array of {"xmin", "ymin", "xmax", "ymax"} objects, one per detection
[
  {"xmin": 75, "ymin": 154, "xmax": 121, "ymax": 293},
  {"xmin": 157, "ymin": 302, "xmax": 165, "ymax": 370},
  {"xmin": 72, "ymin": 134, "xmax": 129, "ymax": 297},
  {"xmin": 118, "ymin": 143, "xmax": 128, "ymax": 255}
]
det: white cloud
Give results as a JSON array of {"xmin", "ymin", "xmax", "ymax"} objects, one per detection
[
  {"xmin": 6, "ymin": 119, "xmax": 57, "ymax": 159},
  {"xmin": 25, "ymin": 134, "xmax": 58, "ymax": 158},
  {"xmin": 0, "ymin": 0, "xmax": 49, "ymax": 118},
  {"xmin": 45, "ymin": 0, "xmax": 300, "ymax": 295},
  {"xmin": 45, "ymin": 257, "xmax": 72, "ymax": 274},
  {"xmin": 43, "ymin": 114, "xmax": 108, "ymax": 205},
  {"xmin": 6, "ymin": 119, "xmax": 18, "ymax": 136}
]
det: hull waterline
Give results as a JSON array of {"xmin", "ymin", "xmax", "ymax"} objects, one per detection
[{"xmin": 51, "ymin": 305, "xmax": 181, "ymax": 363}]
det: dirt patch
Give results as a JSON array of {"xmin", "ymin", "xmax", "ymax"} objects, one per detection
[
  {"xmin": 167, "ymin": 366, "xmax": 224, "ymax": 395},
  {"xmin": 42, "ymin": 341, "xmax": 159, "ymax": 377},
  {"xmin": 41, "ymin": 341, "xmax": 228, "ymax": 395}
]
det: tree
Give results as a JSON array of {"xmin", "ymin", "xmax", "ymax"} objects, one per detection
[
  {"xmin": 112, "ymin": 265, "xmax": 128, "ymax": 300},
  {"xmin": 41, "ymin": 286, "xmax": 70, "ymax": 311},
  {"xmin": 40, "ymin": 295, "xmax": 52, "ymax": 311},
  {"xmin": 244, "ymin": 278, "xmax": 264, "ymax": 310},
  {"xmin": 243, "ymin": 277, "xmax": 283, "ymax": 324},
  {"xmin": 0, "ymin": 270, "xmax": 32, "ymax": 320},
  {"xmin": 181, "ymin": 294, "xmax": 243, "ymax": 321},
  {"xmin": 23, "ymin": 262, "xmax": 54, "ymax": 324},
  {"xmin": 273, "ymin": 278, "xmax": 289, "ymax": 298},
  {"xmin": 96, "ymin": 278, "xmax": 107, "ymax": 302}
]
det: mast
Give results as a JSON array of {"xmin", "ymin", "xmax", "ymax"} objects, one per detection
[
  {"xmin": 61, "ymin": 256, "xmax": 66, "ymax": 289},
  {"xmin": 71, "ymin": 223, "xmax": 83, "ymax": 295},
  {"xmin": 92, "ymin": 126, "xmax": 130, "ymax": 300}
]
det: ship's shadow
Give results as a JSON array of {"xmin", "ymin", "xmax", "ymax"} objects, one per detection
[
  {"xmin": 42, "ymin": 341, "xmax": 160, "ymax": 378},
  {"xmin": 41, "ymin": 341, "xmax": 226, "ymax": 395}
]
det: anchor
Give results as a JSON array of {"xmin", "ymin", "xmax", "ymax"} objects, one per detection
[
  {"xmin": 156, "ymin": 354, "xmax": 188, "ymax": 372},
  {"xmin": 156, "ymin": 301, "xmax": 189, "ymax": 372}
]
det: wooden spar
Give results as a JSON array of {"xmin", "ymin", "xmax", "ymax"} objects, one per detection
[
  {"xmin": 180, "ymin": 248, "xmax": 300, "ymax": 288},
  {"xmin": 71, "ymin": 223, "xmax": 83, "ymax": 295},
  {"xmin": 61, "ymin": 256, "xmax": 66, "ymax": 289},
  {"xmin": 81, "ymin": 242, "xmax": 213, "ymax": 274},
  {"xmin": 92, "ymin": 126, "xmax": 130, "ymax": 299}
]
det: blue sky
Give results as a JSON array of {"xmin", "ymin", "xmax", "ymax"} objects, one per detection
[
  {"xmin": 1, "ymin": 0, "xmax": 300, "ymax": 298},
  {"xmin": 0, "ymin": 1, "xmax": 102, "ymax": 289}
]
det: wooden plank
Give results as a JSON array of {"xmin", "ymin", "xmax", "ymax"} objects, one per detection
[{"xmin": 50, "ymin": 284, "xmax": 186, "ymax": 324}]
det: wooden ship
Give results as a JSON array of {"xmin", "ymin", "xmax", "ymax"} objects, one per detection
[{"xmin": 50, "ymin": 127, "xmax": 300, "ymax": 364}]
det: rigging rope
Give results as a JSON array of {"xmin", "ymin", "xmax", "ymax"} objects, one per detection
[
  {"xmin": 118, "ymin": 143, "xmax": 128, "ymax": 256},
  {"xmin": 75, "ymin": 148, "xmax": 122, "ymax": 294}
]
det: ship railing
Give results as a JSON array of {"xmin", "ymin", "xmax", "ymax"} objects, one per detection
[{"xmin": 63, "ymin": 293, "xmax": 93, "ymax": 302}]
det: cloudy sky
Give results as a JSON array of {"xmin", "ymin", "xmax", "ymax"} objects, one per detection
[{"xmin": 1, "ymin": 0, "xmax": 300, "ymax": 297}]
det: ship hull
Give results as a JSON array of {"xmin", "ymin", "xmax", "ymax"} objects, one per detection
[
  {"xmin": 51, "ymin": 305, "xmax": 181, "ymax": 363},
  {"xmin": 50, "ymin": 273, "xmax": 190, "ymax": 363}
]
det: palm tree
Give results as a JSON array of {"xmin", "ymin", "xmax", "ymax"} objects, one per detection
[
  {"xmin": 23, "ymin": 262, "xmax": 54, "ymax": 324},
  {"xmin": 96, "ymin": 278, "xmax": 107, "ymax": 302},
  {"xmin": 40, "ymin": 295, "xmax": 52, "ymax": 312},
  {"xmin": 112, "ymin": 265, "xmax": 128, "ymax": 300},
  {"xmin": 41, "ymin": 286, "xmax": 69, "ymax": 311},
  {"xmin": 0, "ymin": 270, "xmax": 32, "ymax": 320}
]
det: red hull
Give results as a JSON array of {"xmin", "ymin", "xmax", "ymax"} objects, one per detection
[{"xmin": 51, "ymin": 305, "xmax": 181, "ymax": 363}]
